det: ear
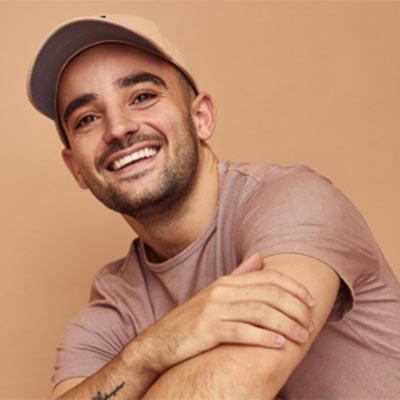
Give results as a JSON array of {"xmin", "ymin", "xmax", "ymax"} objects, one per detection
[
  {"xmin": 61, "ymin": 148, "xmax": 88, "ymax": 189},
  {"xmin": 191, "ymin": 92, "xmax": 217, "ymax": 141}
]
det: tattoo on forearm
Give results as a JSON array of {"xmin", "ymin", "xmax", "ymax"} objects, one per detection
[{"xmin": 91, "ymin": 382, "xmax": 125, "ymax": 400}]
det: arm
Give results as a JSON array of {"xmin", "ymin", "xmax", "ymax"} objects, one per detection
[
  {"xmin": 49, "ymin": 340, "xmax": 158, "ymax": 400},
  {"xmin": 143, "ymin": 253, "xmax": 340, "ymax": 399},
  {"xmin": 49, "ymin": 254, "xmax": 315, "ymax": 400}
]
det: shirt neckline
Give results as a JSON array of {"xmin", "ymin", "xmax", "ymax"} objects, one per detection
[{"xmin": 137, "ymin": 160, "xmax": 228, "ymax": 274}]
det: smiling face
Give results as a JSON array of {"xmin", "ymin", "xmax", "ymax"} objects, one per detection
[{"xmin": 58, "ymin": 43, "xmax": 206, "ymax": 219}]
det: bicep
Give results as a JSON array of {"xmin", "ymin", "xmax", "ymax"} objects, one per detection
[
  {"xmin": 144, "ymin": 253, "xmax": 340, "ymax": 399},
  {"xmin": 257, "ymin": 253, "xmax": 340, "ymax": 393}
]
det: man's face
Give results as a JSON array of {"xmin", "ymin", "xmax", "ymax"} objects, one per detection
[{"xmin": 58, "ymin": 43, "xmax": 200, "ymax": 219}]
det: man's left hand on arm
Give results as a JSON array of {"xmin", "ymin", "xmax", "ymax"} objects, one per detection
[{"xmin": 143, "ymin": 253, "xmax": 340, "ymax": 399}]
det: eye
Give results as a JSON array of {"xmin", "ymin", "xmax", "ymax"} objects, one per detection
[
  {"xmin": 133, "ymin": 92, "xmax": 156, "ymax": 104},
  {"xmin": 75, "ymin": 114, "xmax": 98, "ymax": 130}
]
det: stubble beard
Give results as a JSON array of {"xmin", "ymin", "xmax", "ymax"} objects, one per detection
[{"xmin": 83, "ymin": 117, "xmax": 200, "ymax": 221}]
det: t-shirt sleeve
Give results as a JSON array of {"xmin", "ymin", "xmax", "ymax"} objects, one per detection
[
  {"xmin": 235, "ymin": 165, "xmax": 379, "ymax": 320},
  {"xmin": 51, "ymin": 274, "xmax": 135, "ymax": 389}
]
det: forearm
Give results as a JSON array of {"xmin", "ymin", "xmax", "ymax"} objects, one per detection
[
  {"xmin": 54, "ymin": 254, "xmax": 318, "ymax": 399},
  {"xmin": 143, "ymin": 344, "xmax": 277, "ymax": 400},
  {"xmin": 55, "ymin": 338, "xmax": 160, "ymax": 400},
  {"xmin": 145, "ymin": 255, "xmax": 339, "ymax": 400}
]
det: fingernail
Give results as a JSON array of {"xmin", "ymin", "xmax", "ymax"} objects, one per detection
[
  {"xmin": 275, "ymin": 335, "xmax": 286, "ymax": 347},
  {"xmin": 306, "ymin": 295, "xmax": 315, "ymax": 307},
  {"xmin": 298, "ymin": 328, "xmax": 309, "ymax": 342}
]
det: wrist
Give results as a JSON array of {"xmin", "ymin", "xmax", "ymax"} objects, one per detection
[{"xmin": 120, "ymin": 331, "xmax": 167, "ymax": 379}]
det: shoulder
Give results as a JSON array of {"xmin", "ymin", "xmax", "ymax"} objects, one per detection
[
  {"xmin": 218, "ymin": 161, "xmax": 319, "ymax": 214},
  {"xmin": 221, "ymin": 160, "xmax": 311, "ymax": 185},
  {"xmin": 230, "ymin": 161, "xmax": 377, "ymax": 245},
  {"xmin": 232, "ymin": 162, "xmax": 379, "ymax": 307},
  {"xmin": 52, "ymin": 251, "xmax": 139, "ymax": 388},
  {"xmin": 221, "ymin": 160, "xmax": 332, "ymax": 200},
  {"xmin": 227, "ymin": 161, "xmax": 367, "ymax": 229},
  {"xmin": 221, "ymin": 161, "xmax": 357, "ymax": 224},
  {"xmin": 64, "ymin": 246, "xmax": 140, "ymax": 339}
]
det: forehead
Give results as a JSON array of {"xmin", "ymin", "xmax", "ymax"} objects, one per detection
[{"xmin": 57, "ymin": 43, "xmax": 179, "ymax": 104}]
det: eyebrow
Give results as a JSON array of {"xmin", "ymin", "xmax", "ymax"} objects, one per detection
[
  {"xmin": 115, "ymin": 72, "xmax": 167, "ymax": 90},
  {"xmin": 63, "ymin": 93, "xmax": 98, "ymax": 126},
  {"xmin": 62, "ymin": 73, "xmax": 167, "ymax": 126}
]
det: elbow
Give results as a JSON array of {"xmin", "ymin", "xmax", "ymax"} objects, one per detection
[
  {"xmin": 244, "ymin": 343, "xmax": 309, "ymax": 397},
  {"xmin": 214, "ymin": 345, "xmax": 290, "ymax": 398}
]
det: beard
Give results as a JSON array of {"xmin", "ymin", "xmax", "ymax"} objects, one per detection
[{"xmin": 80, "ymin": 116, "xmax": 200, "ymax": 220}]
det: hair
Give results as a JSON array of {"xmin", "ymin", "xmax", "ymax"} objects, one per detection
[{"xmin": 176, "ymin": 68, "xmax": 197, "ymax": 106}]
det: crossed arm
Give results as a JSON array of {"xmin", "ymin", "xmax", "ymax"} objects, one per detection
[
  {"xmin": 143, "ymin": 253, "xmax": 339, "ymax": 399},
  {"xmin": 50, "ymin": 253, "xmax": 339, "ymax": 399}
]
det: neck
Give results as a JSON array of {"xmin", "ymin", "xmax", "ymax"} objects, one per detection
[{"xmin": 123, "ymin": 144, "xmax": 220, "ymax": 262}]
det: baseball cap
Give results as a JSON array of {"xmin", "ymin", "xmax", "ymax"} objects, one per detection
[{"xmin": 27, "ymin": 14, "xmax": 199, "ymax": 146}]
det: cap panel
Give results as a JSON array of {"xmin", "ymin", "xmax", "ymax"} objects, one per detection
[
  {"xmin": 28, "ymin": 14, "xmax": 198, "ymax": 122},
  {"xmin": 30, "ymin": 20, "xmax": 166, "ymax": 119}
]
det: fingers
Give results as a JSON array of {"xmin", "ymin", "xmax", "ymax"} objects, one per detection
[
  {"xmin": 220, "ymin": 268, "xmax": 315, "ymax": 308},
  {"xmin": 144, "ymin": 259, "xmax": 317, "ymax": 369},
  {"xmin": 211, "ymin": 283, "xmax": 312, "ymax": 330},
  {"xmin": 215, "ymin": 321, "xmax": 287, "ymax": 349},
  {"xmin": 220, "ymin": 302, "xmax": 311, "ymax": 344},
  {"xmin": 231, "ymin": 253, "xmax": 263, "ymax": 276},
  {"xmin": 209, "ymin": 269, "xmax": 315, "ymax": 343}
]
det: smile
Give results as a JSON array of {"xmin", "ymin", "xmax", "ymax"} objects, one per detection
[{"xmin": 109, "ymin": 146, "xmax": 160, "ymax": 171}]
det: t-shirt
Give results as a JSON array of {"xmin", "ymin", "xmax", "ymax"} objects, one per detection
[{"xmin": 53, "ymin": 161, "xmax": 400, "ymax": 398}]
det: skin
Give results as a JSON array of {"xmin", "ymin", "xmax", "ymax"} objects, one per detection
[
  {"xmin": 143, "ymin": 254, "xmax": 339, "ymax": 400},
  {"xmin": 59, "ymin": 43, "xmax": 219, "ymax": 259},
  {"xmin": 50, "ymin": 43, "xmax": 339, "ymax": 400}
]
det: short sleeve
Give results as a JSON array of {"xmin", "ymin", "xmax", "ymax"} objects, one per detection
[
  {"xmin": 52, "ymin": 275, "xmax": 135, "ymax": 389},
  {"xmin": 236, "ymin": 165, "xmax": 379, "ymax": 320}
]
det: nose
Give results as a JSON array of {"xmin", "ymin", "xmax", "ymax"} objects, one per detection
[{"xmin": 103, "ymin": 107, "xmax": 140, "ymax": 143}]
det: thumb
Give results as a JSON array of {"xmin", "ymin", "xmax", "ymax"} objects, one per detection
[{"xmin": 231, "ymin": 253, "xmax": 263, "ymax": 275}]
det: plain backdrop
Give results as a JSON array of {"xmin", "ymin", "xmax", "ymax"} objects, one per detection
[{"xmin": 1, "ymin": 1, "xmax": 399, "ymax": 398}]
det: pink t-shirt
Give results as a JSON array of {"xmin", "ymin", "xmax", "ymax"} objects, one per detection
[{"xmin": 53, "ymin": 161, "xmax": 400, "ymax": 398}]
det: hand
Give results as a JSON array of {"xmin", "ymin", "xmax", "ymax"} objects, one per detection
[{"xmin": 134, "ymin": 253, "xmax": 315, "ymax": 374}]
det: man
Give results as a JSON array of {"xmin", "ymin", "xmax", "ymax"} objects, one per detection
[{"xmin": 28, "ymin": 14, "xmax": 400, "ymax": 399}]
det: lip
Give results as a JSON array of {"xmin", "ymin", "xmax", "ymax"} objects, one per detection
[
  {"xmin": 110, "ymin": 151, "xmax": 159, "ymax": 177},
  {"xmin": 103, "ymin": 141, "xmax": 162, "ymax": 171}
]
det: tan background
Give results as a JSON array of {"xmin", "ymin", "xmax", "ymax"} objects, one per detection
[{"xmin": 1, "ymin": 0, "xmax": 399, "ymax": 398}]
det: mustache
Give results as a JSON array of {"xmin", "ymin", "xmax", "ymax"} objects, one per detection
[{"xmin": 96, "ymin": 132, "xmax": 167, "ymax": 171}]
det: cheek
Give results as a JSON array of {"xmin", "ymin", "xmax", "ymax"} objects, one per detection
[
  {"xmin": 144, "ymin": 104, "xmax": 190, "ymax": 139},
  {"xmin": 72, "ymin": 126, "xmax": 107, "ymax": 161},
  {"xmin": 71, "ymin": 143, "xmax": 100, "ymax": 174}
]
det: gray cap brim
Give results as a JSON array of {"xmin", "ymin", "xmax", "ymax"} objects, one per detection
[{"xmin": 27, "ymin": 14, "xmax": 198, "ymax": 121}]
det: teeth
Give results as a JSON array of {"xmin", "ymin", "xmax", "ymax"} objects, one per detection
[{"xmin": 112, "ymin": 147, "xmax": 158, "ymax": 171}]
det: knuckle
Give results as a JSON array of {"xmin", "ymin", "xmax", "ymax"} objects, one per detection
[
  {"xmin": 287, "ymin": 320, "xmax": 300, "ymax": 335},
  {"xmin": 269, "ymin": 285, "xmax": 284, "ymax": 303},
  {"xmin": 293, "ymin": 283, "xmax": 307, "ymax": 296},
  {"xmin": 215, "ymin": 275, "xmax": 229, "ymax": 286},
  {"xmin": 268, "ymin": 286, "xmax": 291, "ymax": 309},
  {"xmin": 299, "ymin": 305, "xmax": 311, "ymax": 323},
  {"xmin": 288, "ymin": 298, "xmax": 310, "ymax": 324},
  {"xmin": 266, "ymin": 310, "xmax": 282, "ymax": 330},
  {"xmin": 195, "ymin": 314, "xmax": 210, "ymax": 334},
  {"xmin": 207, "ymin": 284, "xmax": 223, "ymax": 301},
  {"xmin": 270, "ymin": 313, "xmax": 293, "ymax": 336},
  {"xmin": 201, "ymin": 301, "xmax": 215, "ymax": 316},
  {"xmin": 252, "ymin": 307, "xmax": 267, "ymax": 326},
  {"xmin": 228, "ymin": 324, "xmax": 242, "ymax": 341},
  {"xmin": 264, "ymin": 269, "xmax": 283, "ymax": 280}
]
